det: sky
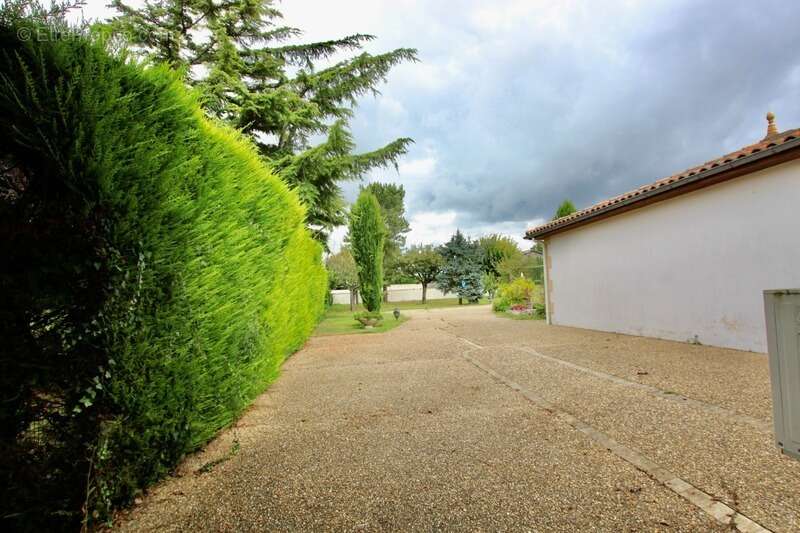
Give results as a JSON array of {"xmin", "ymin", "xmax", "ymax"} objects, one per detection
[{"xmin": 71, "ymin": 0, "xmax": 800, "ymax": 252}]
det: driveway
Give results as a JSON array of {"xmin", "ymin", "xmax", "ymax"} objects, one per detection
[{"xmin": 118, "ymin": 306, "xmax": 799, "ymax": 532}]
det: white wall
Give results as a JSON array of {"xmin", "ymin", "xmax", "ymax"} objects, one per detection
[
  {"xmin": 330, "ymin": 284, "xmax": 449, "ymax": 305},
  {"xmin": 545, "ymin": 158, "xmax": 800, "ymax": 352}
]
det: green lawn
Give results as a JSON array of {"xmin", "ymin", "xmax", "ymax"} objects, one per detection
[
  {"xmin": 493, "ymin": 309, "xmax": 545, "ymax": 321},
  {"xmin": 315, "ymin": 298, "xmax": 489, "ymax": 336},
  {"xmin": 313, "ymin": 310, "xmax": 409, "ymax": 336},
  {"xmin": 327, "ymin": 297, "xmax": 488, "ymax": 313}
]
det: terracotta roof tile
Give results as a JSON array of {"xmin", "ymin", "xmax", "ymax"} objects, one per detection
[{"xmin": 526, "ymin": 127, "xmax": 800, "ymax": 239}]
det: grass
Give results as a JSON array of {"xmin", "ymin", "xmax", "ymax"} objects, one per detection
[
  {"xmin": 313, "ymin": 310, "xmax": 409, "ymax": 336},
  {"xmin": 315, "ymin": 298, "xmax": 489, "ymax": 336},
  {"xmin": 327, "ymin": 297, "xmax": 488, "ymax": 313},
  {"xmin": 492, "ymin": 309, "xmax": 545, "ymax": 321}
]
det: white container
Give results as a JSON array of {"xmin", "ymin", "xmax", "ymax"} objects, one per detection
[{"xmin": 764, "ymin": 289, "xmax": 800, "ymax": 460}]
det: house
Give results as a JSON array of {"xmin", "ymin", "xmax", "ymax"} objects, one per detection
[{"xmin": 525, "ymin": 113, "xmax": 800, "ymax": 352}]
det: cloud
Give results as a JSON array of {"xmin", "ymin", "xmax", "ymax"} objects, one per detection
[
  {"xmin": 71, "ymin": 0, "xmax": 800, "ymax": 252},
  {"xmin": 398, "ymin": 154, "xmax": 436, "ymax": 180},
  {"xmin": 283, "ymin": 0, "xmax": 800, "ymax": 249},
  {"xmin": 405, "ymin": 210, "xmax": 458, "ymax": 246}
]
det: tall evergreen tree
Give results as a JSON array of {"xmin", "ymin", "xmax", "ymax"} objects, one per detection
[
  {"xmin": 108, "ymin": 0, "xmax": 416, "ymax": 244},
  {"xmin": 553, "ymin": 199, "xmax": 577, "ymax": 220},
  {"xmin": 361, "ymin": 182, "xmax": 410, "ymax": 262},
  {"xmin": 360, "ymin": 182, "xmax": 409, "ymax": 287},
  {"xmin": 348, "ymin": 191, "xmax": 385, "ymax": 312},
  {"xmin": 436, "ymin": 230, "xmax": 484, "ymax": 304}
]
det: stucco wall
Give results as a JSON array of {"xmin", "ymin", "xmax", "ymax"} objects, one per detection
[
  {"xmin": 330, "ymin": 284, "xmax": 449, "ymax": 305},
  {"xmin": 545, "ymin": 158, "xmax": 800, "ymax": 352}
]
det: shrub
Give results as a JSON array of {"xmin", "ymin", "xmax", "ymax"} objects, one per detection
[
  {"xmin": 493, "ymin": 296, "xmax": 511, "ymax": 312},
  {"xmin": 0, "ymin": 19, "xmax": 325, "ymax": 529},
  {"xmin": 354, "ymin": 311, "xmax": 384, "ymax": 327},
  {"xmin": 498, "ymin": 277, "xmax": 537, "ymax": 305},
  {"xmin": 349, "ymin": 191, "xmax": 385, "ymax": 312}
]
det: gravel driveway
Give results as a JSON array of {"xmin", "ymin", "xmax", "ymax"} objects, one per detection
[{"xmin": 117, "ymin": 306, "xmax": 799, "ymax": 532}]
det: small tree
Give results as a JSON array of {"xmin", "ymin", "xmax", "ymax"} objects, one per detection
[
  {"xmin": 325, "ymin": 248, "xmax": 359, "ymax": 310},
  {"xmin": 436, "ymin": 230, "xmax": 484, "ymax": 304},
  {"xmin": 399, "ymin": 245, "xmax": 443, "ymax": 303},
  {"xmin": 497, "ymin": 253, "xmax": 541, "ymax": 283},
  {"xmin": 553, "ymin": 199, "xmax": 577, "ymax": 220},
  {"xmin": 348, "ymin": 191, "xmax": 385, "ymax": 312},
  {"xmin": 482, "ymin": 272, "xmax": 499, "ymax": 300},
  {"xmin": 478, "ymin": 234, "xmax": 520, "ymax": 276}
]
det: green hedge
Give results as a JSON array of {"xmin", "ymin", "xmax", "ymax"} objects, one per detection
[{"xmin": 0, "ymin": 19, "xmax": 326, "ymax": 529}]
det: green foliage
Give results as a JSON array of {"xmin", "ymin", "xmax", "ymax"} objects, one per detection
[
  {"xmin": 498, "ymin": 278, "xmax": 537, "ymax": 305},
  {"xmin": 108, "ymin": 0, "xmax": 417, "ymax": 244},
  {"xmin": 361, "ymin": 182, "xmax": 410, "ymax": 264},
  {"xmin": 436, "ymin": 231, "xmax": 484, "ymax": 303},
  {"xmin": 353, "ymin": 310, "xmax": 384, "ymax": 326},
  {"xmin": 0, "ymin": 20, "xmax": 325, "ymax": 529},
  {"xmin": 553, "ymin": 199, "xmax": 577, "ymax": 220},
  {"xmin": 398, "ymin": 244, "xmax": 443, "ymax": 303},
  {"xmin": 326, "ymin": 248, "xmax": 359, "ymax": 290},
  {"xmin": 478, "ymin": 234, "xmax": 520, "ymax": 276},
  {"xmin": 314, "ymin": 308, "xmax": 407, "ymax": 336},
  {"xmin": 349, "ymin": 191, "xmax": 385, "ymax": 312},
  {"xmin": 493, "ymin": 296, "xmax": 511, "ymax": 312},
  {"xmin": 482, "ymin": 272, "xmax": 500, "ymax": 299},
  {"xmin": 497, "ymin": 253, "xmax": 543, "ymax": 283}
]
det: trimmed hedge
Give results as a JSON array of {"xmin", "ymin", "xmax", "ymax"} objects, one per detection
[{"xmin": 0, "ymin": 19, "xmax": 326, "ymax": 529}]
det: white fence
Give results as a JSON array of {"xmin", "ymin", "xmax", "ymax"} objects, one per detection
[{"xmin": 330, "ymin": 284, "xmax": 450, "ymax": 305}]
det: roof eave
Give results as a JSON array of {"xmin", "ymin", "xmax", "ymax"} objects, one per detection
[{"xmin": 525, "ymin": 137, "xmax": 800, "ymax": 240}]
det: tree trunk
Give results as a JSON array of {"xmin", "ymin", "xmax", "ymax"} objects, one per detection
[
  {"xmin": 349, "ymin": 289, "xmax": 355, "ymax": 311},
  {"xmin": 458, "ymin": 296, "xmax": 463, "ymax": 305},
  {"xmin": 421, "ymin": 283, "xmax": 427, "ymax": 304}
]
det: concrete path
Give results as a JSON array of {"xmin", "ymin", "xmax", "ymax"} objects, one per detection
[{"xmin": 118, "ymin": 306, "xmax": 800, "ymax": 532}]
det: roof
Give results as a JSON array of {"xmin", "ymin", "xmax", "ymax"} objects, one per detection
[{"xmin": 525, "ymin": 115, "xmax": 800, "ymax": 240}]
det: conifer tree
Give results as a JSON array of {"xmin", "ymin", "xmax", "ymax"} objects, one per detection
[
  {"xmin": 108, "ymin": 0, "xmax": 416, "ymax": 244},
  {"xmin": 436, "ymin": 230, "xmax": 484, "ymax": 304},
  {"xmin": 361, "ymin": 182, "xmax": 410, "ymax": 263},
  {"xmin": 553, "ymin": 199, "xmax": 577, "ymax": 220},
  {"xmin": 360, "ymin": 182, "xmax": 409, "ymax": 287},
  {"xmin": 348, "ymin": 191, "xmax": 385, "ymax": 312}
]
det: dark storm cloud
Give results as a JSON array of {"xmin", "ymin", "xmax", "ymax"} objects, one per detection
[
  {"xmin": 346, "ymin": 0, "xmax": 800, "ymax": 234},
  {"xmin": 73, "ymin": 0, "xmax": 800, "ymax": 247}
]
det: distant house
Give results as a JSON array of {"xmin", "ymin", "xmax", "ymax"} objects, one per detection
[{"xmin": 525, "ymin": 113, "xmax": 800, "ymax": 352}]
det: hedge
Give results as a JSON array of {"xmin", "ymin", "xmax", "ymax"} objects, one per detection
[{"xmin": 0, "ymin": 18, "xmax": 326, "ymax": 530}]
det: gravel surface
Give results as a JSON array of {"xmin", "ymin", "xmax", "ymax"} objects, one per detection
[{"xmin": 116, "ymin": 306, "xmax": 797, "ymax": 532}]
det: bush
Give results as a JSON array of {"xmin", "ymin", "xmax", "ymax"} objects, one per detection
[
  {"xmin": 354, "ymin": 311, "xmax": 384, "ymax": 326},
  {"xmin": 498, "ymin": 277, "xmax": 537, "ymax": 305},
  {"xmin": 493, "ymin": 296, "xmax": 511, "ymax": 312},
  {"xmin": 0, "ymin": 19, "xmax": 325, "ymax": 529}
]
